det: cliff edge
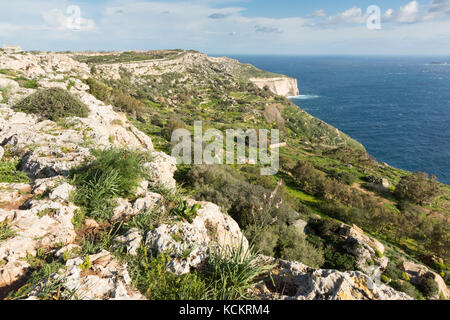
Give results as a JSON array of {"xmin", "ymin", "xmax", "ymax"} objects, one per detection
[{"xmin": 250, "ymin": 76, "xmax": 299, "ymax": 97}]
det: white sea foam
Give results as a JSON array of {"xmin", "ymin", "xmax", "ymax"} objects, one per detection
[{"xmin": 287, "ymin": 94, "xmax": 320, "ymax": 100}]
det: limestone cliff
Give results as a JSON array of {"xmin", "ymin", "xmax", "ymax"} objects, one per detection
[{"xmin": 250, "ymin": 76, "xmax": 300, "ymax": 97}]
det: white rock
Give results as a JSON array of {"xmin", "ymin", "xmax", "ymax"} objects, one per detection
[
  {"xmin": 49, "ymin": 182, "xmax": 75, "ymax": 202},
  {"xmin": 145, "ymin": 152, "xmax": 177, "ymax": 189},
  {"xmin": 145, "ymin": 201, "xmax": 248, "ymax": 275},
  {"xmin": 262, "ymin": 259, "xmax": 413, "ymax": 300},
  {"xmin": 113, "ymin": 228, "xmax": 142, "ymax": 256}
]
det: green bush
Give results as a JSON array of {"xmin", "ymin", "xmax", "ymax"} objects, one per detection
[
  {"xmin": 390, "ymin": 280, "xmax": 423, "ymax": 300},
  {"xmin": 205, "ymin": 242, "xmax": 272, "ymax": 300},
  {"xmin": 128, "ymin": 248, "xmax": 209, "ymax": 300},
  {"xmin": 395, "ymin": 172, "xmax": 440, "ymax": 205},
  {"xmin": 70, "ymin": 148, "xmax": 149, "ymax": 220},
  {"xmin": 14, "ymin": 88, "xmax": 89, "ymax": 121},
  {"xmin": 0, "ymin": 219, "xmax": 17, "ymax": 242},
  {"xmin": 85, "ymin": 78, "xmax": 111, "ymax": 102},
  {"xmin": 111, "ymin": 90, "xmax": 146, "ymax": 119},
  {"xmin": 172, "ymin": 201, "xmax": 201, "ymax": 223},
  {"xmin": 0, "ymin": 160, "xmax": 30, "ymax": 183},
  {"xmin": 401, "ymin": 272, "xmax": 411, "ymax": 282},
  {"xmin": 277, "ymin": 225, "xmax": 324, "ymax": 268},
  {"xmin": 417, "ymin": 276, "xmax": 440, "ymax": 298},
  {"xmin": 380, "ymin": 274, "xmax": 390, "ymax": 284}
]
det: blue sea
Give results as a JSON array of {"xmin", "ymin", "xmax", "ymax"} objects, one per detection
[{"xmin": 225, "ymin": 55, "xmax": 450, "ymax": 185}]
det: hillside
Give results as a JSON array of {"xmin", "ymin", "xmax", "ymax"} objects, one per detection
[{"xmin": 0, "ymin": 48, "xmax": 448, "ymax": 300}]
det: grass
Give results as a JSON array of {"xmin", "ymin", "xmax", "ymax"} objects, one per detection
[
  {"xmin": 0, "ymin": 219, "xmax": 17, "ymax": 242},
  {"xmin": 69, "ymin": 148, "xmax": 150, "ymax": 221},
  {"xmin": 127, "ymin": 246, "xmax": 210, "ymax": 300},
  {"xmin": 0, "ymin": 160, "xmax": 30, "ymax": 183},
  {"xmin": 205, "ymin": 241, "xmax": 273, "ymax": 300},
  {"xmin": 172, "ymin": 200, "xmax": 201, "ymax": 223},
  {"xmin": 14, "ymin": 88, "xmax": 89, "ymax": 121}
]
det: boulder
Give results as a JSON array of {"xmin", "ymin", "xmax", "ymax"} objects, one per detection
[
  {"xmin": 0, "ymin": 200, "xmax": 77, "ymax": 288},
  {"xmin": 113, "ymin": 228, "xmax": 142, "ymax": 256},
  {"xmin": 260, "ymin": 258, "xmax": 412, "ymax": 300},
  {"xmin": 145, "ymin": 152, "xmax": 177, "ymax": 189},
  {"xmin": 145, "ymin": 201, "xmax": 248, "ymax": 275},
  {"xmin": 400, "ymin": 261, "xmax": 450, "ymax": 299},
  {"xmin": 25, "ymin": 250, "xmax": 145, "ymax": 300}
]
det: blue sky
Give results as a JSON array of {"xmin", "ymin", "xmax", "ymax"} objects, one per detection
[{"xmin": 1, "ymin": 0, "xmax": 450, "ymax": 55}]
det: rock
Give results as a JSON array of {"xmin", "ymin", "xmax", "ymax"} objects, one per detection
[
  {"xmin": 260, "ymin": 259, "xmax": 412, "ymax": 300},
  {"xmin": 132, "ymin": 192, "xmax": 163, "ymax": 213},
  {"xmin": 54, "ymin": 244, "xmax": 81, "ymax": 259},
  {"xmin": 49, "ymin": 182, "xmax": 75, "ymax": 202},
  {"xmin": 339, "ymin": 224, "xmax": 385, "ymax": 271},
  {"xmin": 145, "ymin": 201, "xmax": 248, "ymax": 275},
  {"xmin": 381, "ymin": 178, "xmax": 390, "ymax": 189},
  {"xmin": 145, "ymin": 152, "xmax": 177, "ymax": 189},
  {"xmin": 292, "ymin": 219, "xmax": 308, "ymax": 235},
  {"xmin": 0, "ymin": 200, "xmax": 77, "ymax": 288},
  {"xmin": 0, "ymin": 146, "xmax": 4, "ymax": 160},
  {"xmin": 249, "ymin": 77, "xmax": 299, "ymax": 97},
  {"xmin": 25, "ymin": 250, "xmax": 145, "ymax": 300},
  {"xmin": 400, "ymin": 261, "xmax": 450, "ymax": 299},
  {"xmin": 113, "ymin": 228, "xmax": 142, "ymax": 256},
  {"xmin": 0, "ymin": 183, "xmax": 32, "ymax": 209},
  {"xmin": 0, "ymin": 78, "xmax": 19, "ymax": 89},
  {"xmin": 84, "ymin": 219, "xmax": 100, "ymax": 228}
]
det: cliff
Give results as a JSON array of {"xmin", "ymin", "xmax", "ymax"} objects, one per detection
[{"xmin": 250, "ymin": 76, "xmax": 299, "ymax": 97}]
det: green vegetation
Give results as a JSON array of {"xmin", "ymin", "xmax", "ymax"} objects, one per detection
[
  {"xmin": 0, "ymin": 219, "xmax": 17, "ymax": 242},
  {"xmin": 172, "ymin": 200, "xmax": 201, "ymax": 223},
  {"xmin": 73, "ymin": 50, "xmax": 186, "ymax": 65},
  {"xmin": 0, "ymin": 159, "xmax": 29, "ymax": 183},
  {"xmin": 70, "ymin": 148, "xmax": 149, "ymax": 221},
  {"xmin": 395, "ymin": 172, "xmax": 441, "ymax": 205},
  {"xmin": 205, "ymin": 242, "xmax": 272, "ymax": 300},
  {"xmin": 14, "ymin": 88, "xmax": 89, "ymax": 121}
]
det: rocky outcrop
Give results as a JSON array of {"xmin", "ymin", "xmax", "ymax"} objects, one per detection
[
  {"xmin": 400, "ymin": 261, "xmax": 450, "ymax": 299},
  {"xmin": 146, "ymin": 200, "xmax": 248, "ymax": 275},
  {"xmin": 25, "ymin": 250, "xmax": 145, "ymax": 300},
  {"xmin": 250, "ymin": 77, "xmax": 299, "ymax": 97},
  {"xmin": 0, "ymin": 190, "xmax": 77, "ymax": 288},
  {"xmin": 339, "ymin": 224, "xmax": 386, "ymax": 272},
  {"xmin": 258, "ymin": 258, "xmax": 412, "ymax": 300}
]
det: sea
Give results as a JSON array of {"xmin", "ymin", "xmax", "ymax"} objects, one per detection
[{"xmin": 223, "ymin": 55, "xmax": 450, "ymax": 185}]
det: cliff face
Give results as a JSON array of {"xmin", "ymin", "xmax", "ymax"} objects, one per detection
[{"xmin": 250, "ymin": 77, "xmax": 299, "ymax": 97}]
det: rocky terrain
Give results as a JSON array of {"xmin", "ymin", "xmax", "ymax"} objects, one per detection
[{"xmin": 0, "ymin": 48, "xmax": 448, "ymax": 300}]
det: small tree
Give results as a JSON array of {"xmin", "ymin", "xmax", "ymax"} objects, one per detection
[{"xmin": 394, "ymin": 172, "xmax": 440, "ymax": 205}]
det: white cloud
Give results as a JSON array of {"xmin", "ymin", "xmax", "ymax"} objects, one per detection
[
  {"xmin": 0, "ymin": 0, "xmax": 449, "ymax": 55},
  {"xmin": 384, "ymin": 1, "xmax": 420, "ymax": 23}
]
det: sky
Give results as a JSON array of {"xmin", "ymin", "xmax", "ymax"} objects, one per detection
[{"xmin": 1, "ymin": 0, "xmax": 450, "ymax": 55}]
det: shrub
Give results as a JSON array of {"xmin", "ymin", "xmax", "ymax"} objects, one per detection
[
  {"xmin": 14, "ymin": 88, "xmax": 89, "ymax": 121},
  {"xmin": 381, "ymin": 274, "xmax": 390, "ymax": 284},
  {"xmin": 85, "ymin": 78, "xmax": 110, "ymax": 102},
  {"xmin": 395, "ymin": 172, "xmax": 440, "ymax": 205},
  {"xmin": 417, "ymin": 276, "xmax": 440, "ymax": 298},
  {"xmin": 276, "ymin": 225, "xmax": 324, "ymax": 268},
  {"xmin": 0, "ymin": 160, "xmax": 29, "ymax": 183},
  {"xmin": 163, "ymin": 116, "xmax": 187, "ymax": 140},
  {"xmin": 110, "ymin": 90, "xmax": 146, "ymax": 120},
  {"xmin": 70, "ymin": 148, "xmax": 149, "ymax": 220},
  {"xmin": 128, "ymin": 247, "xmax": 209, "ymax": 300},
  {"xmin": 0, "ymin": 219, "xmax": 17, "ymax": 242},
  {"xmin": 390, "ymin": 280, "xmax": 423, "ymax": 300},
  {"xmin": 401, "ymin": 272, "xmax": 411, "ymax": 282},
  {"xmin": 172, "ymin": 201, "xmax": 201, "ymax": 223},
  {"xmin": 205, "ymin": 242, "xmax": 273, "ymax": 300}
]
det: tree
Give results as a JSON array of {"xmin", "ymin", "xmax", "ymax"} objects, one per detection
[{"xmin": 394, "ymin": 172, "xmax": 440, "ymax": 205}]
